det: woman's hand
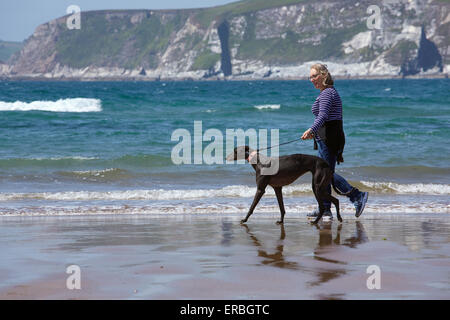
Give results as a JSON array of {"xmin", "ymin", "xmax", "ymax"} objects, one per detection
[{"xmin": 301, "ymin": 128, "xmax": 314, "ymax": 140}]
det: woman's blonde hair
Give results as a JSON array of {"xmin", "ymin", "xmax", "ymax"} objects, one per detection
[{"xmin": 310, "ymin": 63, "xmax": 334, "ymax": 88}]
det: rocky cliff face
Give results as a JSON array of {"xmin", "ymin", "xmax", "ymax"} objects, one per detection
[{"xmin": 3, "ymin": 0, "xmax": 450, "ymax": 79}]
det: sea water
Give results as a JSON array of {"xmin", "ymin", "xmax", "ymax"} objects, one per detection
[{"xmin": 0, "ymin": 79, "xmax": 448, "ymax": 216}]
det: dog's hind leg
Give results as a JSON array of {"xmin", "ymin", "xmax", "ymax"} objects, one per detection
[
  {"xmin": 241, "ymin": 188, "xmax": 265, "ymax": 224},
  {"xmin": 311, "ymin": 186, "xmax": 325, "ymax": 225},
  {"xmin": 312, "ymin": 204, "xmax": 325, "ymax": 225},
  {"xmin": 319, "ymin": 189, "xmax": 342, "ymax": 223},
  {"xmin": 331, "ymin": 194, "xmax": 341, "ymax": 222},
  {"xmin": 274, "ymin": 187, "xmax": 285, "ymax": 225},
  {"xmin": 310, "ymin": 174, "xmax": 325, "ymax": 225}
]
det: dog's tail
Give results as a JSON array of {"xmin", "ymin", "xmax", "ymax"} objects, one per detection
[{"xmin": 331, "ymin": 179, "xmax": 355, "ymax": 196}]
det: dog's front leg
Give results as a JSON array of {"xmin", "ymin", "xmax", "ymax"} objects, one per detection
[
  {"xmin": 274, "ymin": 187, "xmax": 285, "ymax": 225},
  {"xmin": 241, "ymin": 188, "xmax": 265, "ymax": 224}
]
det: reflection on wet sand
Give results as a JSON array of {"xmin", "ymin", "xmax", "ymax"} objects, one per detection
[
  {"xmin": 1, "ymin": 215, "xmax": 449, "ymax": 299},
  {"xmin": 314, "ymin": 221, "xmax": 369, "ymax": 261},
  {"xmin": 241, "ymin": 223, "xmax": 300, "ymax": 270},
  {"xmin": 310, "ymin": 221, "xmax": 369, "ymax": 290},
  {"xmin": 242, "ymin": 221, "xmax": 370, "ymax": 296}
]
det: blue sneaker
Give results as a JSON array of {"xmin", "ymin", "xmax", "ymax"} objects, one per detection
[
  {"xmin": 307, "ymin": 208, "xmax": 333, "ymax": 220},
  {"xmin": 354, "ymin": 192, "xmax": 368, "ymax": 217}
]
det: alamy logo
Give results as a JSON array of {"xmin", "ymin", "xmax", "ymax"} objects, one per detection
[
  {"xmin": 66, "ymin": 265, "xmax": 81, "ymax": 290},
  {"xmin": 366, "ymin": 265, "xmax": 381, "ymax": 290},
  {"xmin": 66, "ymin": 5, "xmax": 81, "ymax": 30},
  {"xmin": 366, "ymin": 5, "xmax": 382, "ymax": 30},
  {"xmin": 171, "ymin": 121, "xmax": 280, "ymax": 175}
]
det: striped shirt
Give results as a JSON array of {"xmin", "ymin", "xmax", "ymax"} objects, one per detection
[{"xmin": 310, "ymin": 87, "xmax": 343, "ymax": 140}]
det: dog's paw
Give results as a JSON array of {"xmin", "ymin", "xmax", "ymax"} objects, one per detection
[
  {"xmin": 338, "ymin": 217, "xmax": 343, "ymax": 223},
  {"xmin": 240, "ymin": 219, "xmax": 247, "ymax": 224},
  {"xmin": 276, "ymin": 220, "xmax": 284, "ymax": 225}
]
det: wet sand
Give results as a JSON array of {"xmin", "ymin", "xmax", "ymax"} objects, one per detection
[{"xmin": 0, "ymin": 214, "xmax": 449, "ymax": 299}]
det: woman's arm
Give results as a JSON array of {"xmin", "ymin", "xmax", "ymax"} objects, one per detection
[{"xmin": 310, "ymin": 89, "xmax": 333, "ymax": 137}]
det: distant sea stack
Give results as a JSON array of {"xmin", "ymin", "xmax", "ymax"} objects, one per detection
[
  {"xmin": 2, "ymin": 0, "xmax": 449, "ymax": 80},
  {"xmin": 401, "ymin": 26, "xmax": 444, "ymax": 76}
]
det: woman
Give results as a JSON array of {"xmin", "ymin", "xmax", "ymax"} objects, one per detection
[{"xmin": 301, "ymin": 63, "xmax": 368, "ymax": 219}]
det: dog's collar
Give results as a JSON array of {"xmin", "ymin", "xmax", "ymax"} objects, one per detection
[{"xmin": 247, "ymin": 151, "xmax": 257, "ymax": 162}]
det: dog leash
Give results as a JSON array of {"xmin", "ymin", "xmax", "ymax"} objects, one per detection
[{"xmin": 257, "ymin": 137, "xmax": 303, "ymax": 151}]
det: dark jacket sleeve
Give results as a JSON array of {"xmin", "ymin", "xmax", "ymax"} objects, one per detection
[
  {"xmin": 313, "ymin": 120, "xmax": 345, "ymax": 164},
  {"xmin": 326, "ymin": 120, "xmax": 345, "ymax": 164}
]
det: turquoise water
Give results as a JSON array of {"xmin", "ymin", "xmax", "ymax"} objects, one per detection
[{"xmin": 0, "ymin": 79, "xmax": 449, "ymax": 216}]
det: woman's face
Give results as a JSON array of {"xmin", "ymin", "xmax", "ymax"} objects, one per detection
[{"xmin": 309, "ymin": 68, "xmax": 323, "ymax": 90}]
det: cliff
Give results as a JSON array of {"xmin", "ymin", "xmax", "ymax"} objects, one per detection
[{"xmin": 3, "ymin": 0, "xmax": 450, "ymax": 80}]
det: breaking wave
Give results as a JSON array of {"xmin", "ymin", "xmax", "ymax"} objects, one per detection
[
  {"xmin": 358, "ymin": 181, "xmax": 450, "ymax": 195},
  {"xmin": 254, "ymin": 104, "xmax": 281, "ymax": 110},
  {"xmin": 0, "ymin": 98, "xmax": 102, "ymax": 112},
  {"xmin": 1, "ymin": 182, "xmax": 449, "ymax": 202},
  {"xmin": 0, "ymin": 202, "xmax": 448, "ymax": 216}
]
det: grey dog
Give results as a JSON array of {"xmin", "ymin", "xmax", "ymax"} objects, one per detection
[{"xmin": 226, "ymin": 146, "xmax": 341, "ymax": 225}]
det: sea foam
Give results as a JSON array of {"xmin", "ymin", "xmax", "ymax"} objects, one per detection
[
  {"xmin": 0, "ymin": 201, "xmax": 448, "ymax": 216},
  {"xmin": 254, "ymin": 104, "xmax": 281, "ymax": 110},
  {"xmin": 1, "ymin": 182, "xmax": 449, "ymax": 202},
  {"xmin": 359, "ymin": 181, "xmax": 450, "ymax": 195},
  {"xmin": 0, "ymin": 98, "xmax": 102, "ymax": 112}
]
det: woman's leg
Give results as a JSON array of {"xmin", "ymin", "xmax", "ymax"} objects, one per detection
[
  {"xmin": 333, "ymin": 173, "xmax": 360, "ymax": 202},
  {"xmin": 316, "ymin": 140, "xmax": 333, "ymax": 209},
  {"xmin": 316, "ymin": 140, "xmax": 359, "ymax": 203}
]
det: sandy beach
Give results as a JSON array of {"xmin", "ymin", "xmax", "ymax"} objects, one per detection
[{"xmin": 0, "ymin": 213, "xmax": 448, "ymax": 300}]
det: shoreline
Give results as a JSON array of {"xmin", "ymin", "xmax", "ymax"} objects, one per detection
[{"xmin": 1, "ymin": 74, "xmax": 448, "ymax": 82}]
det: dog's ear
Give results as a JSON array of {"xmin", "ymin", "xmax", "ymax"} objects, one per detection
[
  {"xmin": 245, "ymin": 146, "xmax": 255, "ymax": 159},
  {"xmin": 236, "ymin": 146, "xmax": 247, "ymax": 160}
]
